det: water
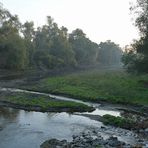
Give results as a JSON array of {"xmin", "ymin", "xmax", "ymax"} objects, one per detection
[
  {"xmin": 0, "ymin": 87, "xmax": 121, "ymax": 117},
  {"xmin": 83, "ymin": 108, "xmax": 121, "ymax": 116},
  {"xmin": 0, "ymin": 107, "xmax": 102, "ymax": 148},
  {"xmin": 0, "ymin": 88, "xmax": 138, "ymax": 148}
]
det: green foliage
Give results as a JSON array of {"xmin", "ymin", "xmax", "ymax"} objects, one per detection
[
  {"xmin": 133, "ymin": 0, "xmax": 148, "ymax": 37},
  {"xmin": 5, "ymin": 35, "xmax": 27, "ymax": 69},
  {"xmin": 122, "ymin": 49, "xmax": 138, "ymax": 73},
  {"xmin": 34, "ymin": 50, "xmax": 65, "ymax": 69},
  {"xmin": 32, "ymin": 17, "xmax": 78, "ymax": 69},
  {"xmin": 102, "ymin": 114, "xmax": 135, "ymax": 129},
  {"xmin": 0, "ymin": 28, "xmax": 27, "ymax": 70},
  {"xmin": 0, "ymin": 4, "xmax": 122, "ymax": 71},
  {"xmin": 69, "ymin": 29, "xmax": 98, "ymax": 65},
  {"xmin": 0, "ymin": 4, "xmax": 27, "ymax": 70},
  {"xmin": 97, "ymin": 40, "xmax": 123, "ymax": 65},
  {"xmin": 123, "ymin": 0, "xmax": 148, "ymax": 73},
  {"xmin": 29, "ymin": 70, "xmax": 148, "ymax": 105},
  {"xmin": 22, "ymin": 21, "xmax": 35, "ymax": 41},
  {"xmin": 5, "ymin": 93, "xmax": 93, "ymax": 112}
]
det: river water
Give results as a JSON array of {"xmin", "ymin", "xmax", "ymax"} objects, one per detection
[
  {"xmin": 0, "ymin": 107, "xmax": 105, "ymax": 148},
  {"xmin": 0, "ymin": 88, "xmax": 140, "ymax": 148}
]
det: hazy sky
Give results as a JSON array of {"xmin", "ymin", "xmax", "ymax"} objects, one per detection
[{"xmin": 1, "ymin": 0, "xmax": 139, "ymax": 47}]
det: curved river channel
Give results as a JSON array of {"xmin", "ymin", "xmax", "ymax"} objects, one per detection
[{"xmin": 0, "ymin": 88, "xmax": 140, "ymax": 148}]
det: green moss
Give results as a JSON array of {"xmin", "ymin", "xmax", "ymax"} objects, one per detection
[
  {"xmin": 3, "ymin": 93, "xmax": 93, "ymax": 112},
  {"xmin": 102, "ymin": 114, "xmax": 135, "ymax": 129}
]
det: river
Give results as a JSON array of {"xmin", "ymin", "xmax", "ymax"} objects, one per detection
[{"xmin": 0, "ymin": 88, "xmax": 142, "ymax": 148}]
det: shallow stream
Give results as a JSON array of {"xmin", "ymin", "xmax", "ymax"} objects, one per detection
[{"xmin": 0, "ymin": 88, "xmax": 141, "ymax": 148}]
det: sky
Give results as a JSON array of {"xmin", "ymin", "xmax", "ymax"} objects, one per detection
[{"xmin": 1, "ymin": 0, "xmax": 139, "ymax": 47}]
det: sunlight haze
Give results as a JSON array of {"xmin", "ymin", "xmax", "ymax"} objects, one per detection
[{"xmin": 1, "ymin": 0, "xmax": 139, "ymax": 47}]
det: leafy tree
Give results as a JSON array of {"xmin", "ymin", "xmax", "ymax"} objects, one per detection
[
  {"xmin": 2, "ymin": 34, "xmax": 27, "ymax": 69},
  {"xmin": 22, "ymin": 21, "xmax": 35, "ymax": 41},
  {"xmin": 1, "ymin": 3, "xmax": 125, "ymax": 71},
  {"xmin": 22, "ymin": 21, "xmax": 35, "ymax": 66},
  {"xmin": 0, "ymin": 4, "xmax": 27, "ymax": 70},
  {"xmin": 33, "ymin": 16, "xmax": 77, "ymax": 69},
  {"xmin": 69, "ymin": 29, "xmax": 98, "ymax": 65},
  {"xmin": 97, "ymin": 40, "xmax": 122, "ymax": 65},
  {"xmin": 123, "ymin": 0, "xmax": 148, "ymax": 73}
]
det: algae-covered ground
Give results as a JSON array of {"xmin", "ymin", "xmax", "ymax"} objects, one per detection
[{"xmin": 0, "ymin": 92, "xmax": 94, "ymax": 112}]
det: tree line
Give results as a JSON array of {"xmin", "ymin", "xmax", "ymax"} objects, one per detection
[{"xmin": 0, "ymin": 3, "xmax": 122, "ymax": 70}]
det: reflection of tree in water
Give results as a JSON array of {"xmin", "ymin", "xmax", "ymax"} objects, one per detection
[
  {"xmin": 46, "ymin": 112, "xmax": 74, "ymax": 121},
  {"xmin": 47, "ymin": 112, "xmax": 56, "ymax": 119},
  {"xmin": 0, "ymin": 107, "xmax": 19, "ymax": 122}
]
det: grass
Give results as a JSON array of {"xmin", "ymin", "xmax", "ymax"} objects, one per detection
[
  {"xmin": 0, "ymin": 92, "xmax": 94, "ymax": 112},
  {"xmin": 102, "ymin": 114, "xmax": 135, "ymax": 129},
  {"xmin": 29, "ymin": 69, "xmax": 148, "ymax": 106}
]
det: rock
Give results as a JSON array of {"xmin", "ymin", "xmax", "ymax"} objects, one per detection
[
  {"xmin": 40, "ymin": 139, "xmax": 68, "ymax": 148},
  {"xmin": 72, "ymin": 135, "xmax": 77, "ymax": 139},
  {"xmin": 101, "ymin": 126, "xmax": 106, "ymax": 129},
  {"xmin": 92, "ymin": 139, "xmax": 104, "ymax": 146},
  {"xmin": 139, "ymin": 129, "xmax": 144, "ymax": 133},
  {"xmin": 145, "ymin": 128, "xmax": 148, "ymax": 132},
  {"xmin": 106, "ymin": 136, "xmax": 125, "ymax": 147},
  {"xmin": 133, "ymin": 144, "xmax": 143, "ymax": 148},
  {"xmin": 40, "ymin": 130, "xmax": 147, "ymax": 148},
  {"xmin": 92, "ymin": 129, "xmax": 98, "ymax": 135},
  {"xmin": 138, "ymin": 139, "xmax": 144, "ymax": 142}
]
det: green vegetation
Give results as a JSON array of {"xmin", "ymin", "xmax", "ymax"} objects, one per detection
[
  {"xmin": 0, "ymin": 92, "xmax": 94, "ymax": 112},
  {"xmin": 98, "ymin": 40, "xmax": 122, "ymax": 65},
  {"xmin": 0, "ymin": 3, "xmax": 122, "ymax": 71},
  {"xmin": 30, "ymin": 70, "xmax": 148, "ymax": 105},
  {"xmin": 122, "ymin": 0, "xmax": 148, "ymax": 73},
  {"xmin": 102, "ymin": 114, "xmax": 135, "ymax": 129}
]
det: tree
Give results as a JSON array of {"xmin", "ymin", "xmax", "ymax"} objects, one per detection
[
  {"xmin": 69, "ymin": 29, "xmax": 98, "ymax": 65},
  {"xmin": 122, "ymin": 0, "xmax": 148, "ymax": 73},
  {"xmin": 33, "ymin": 16, "xmax": 77, "ymax": 69},
  {"xmin": 97, "ymin": 40, "xmax": 122, "ymax": 65},
  {"xmin": 133, "ymin": 0, "xmax": 148, "ymax": 37},
  {"xmin": 22, "ymin": 21, "xmax": 35, "ymax": 66},
  {"xmin": 0, "ymin": 4, "xmax": 27, "ymax": 70}
]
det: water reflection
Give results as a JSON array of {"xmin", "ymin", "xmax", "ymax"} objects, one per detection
[
  {"xmin": 0, "ymin": 107, "xmax": 102, "ymax": 148},
  {"xmin": 0, "ymin": 107, "xmax": 19, "ymax": 129},
  {"xmin": 0, "ymin": 107, "xmax": 19, "ymax": 120}
]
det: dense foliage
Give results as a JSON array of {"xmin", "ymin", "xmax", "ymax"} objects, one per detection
[
  {"xmin": 0, "ymin": 4, "xmax": 122, "ymax": 70},
  {"xmin": 122, "ymin": 0, "xmax": 148, "ymax": 73}
]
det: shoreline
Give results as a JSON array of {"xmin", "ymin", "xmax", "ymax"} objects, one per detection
[{"xmin": 0, "ymin": 100, "xmax": 94, "ymax": 113}]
